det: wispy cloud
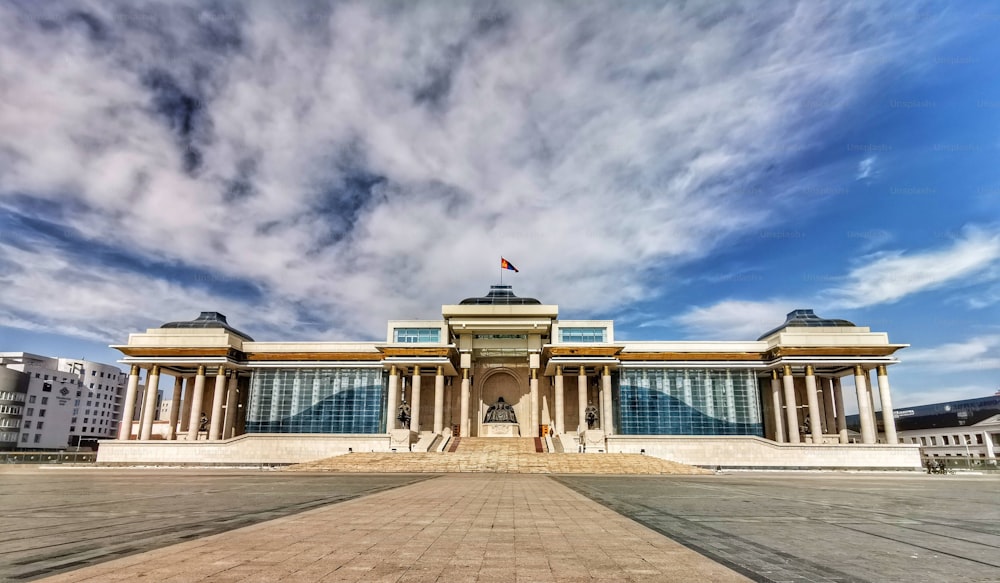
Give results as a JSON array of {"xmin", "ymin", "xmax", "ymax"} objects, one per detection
[
  {"xmin": 901, "ymin": 335, "xmax": 1000, "ymax": 371},
  {"xmin": 672, "ymin": 299, "xmax": 798, "ymax": 340},
  {"xmin": 0, "ymin": 2, "xmax": 951, "ymax": 341},
  {"xmin": 826, "ymin": 226, "xmax": 1000, "ymax": 309},
  {"xmin": 856, "ymin": 155, "xmax": 877, "ymax": 180}
]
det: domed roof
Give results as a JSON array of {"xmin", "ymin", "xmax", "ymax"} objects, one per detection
[
  {"xmin": 757, "ymin": 309, "xmax": 855, "ymax": 340},
  {"xmin": 459, "ymin": 285, "xmax": 541, "ymax": 305},
  {"xmin": 160, "ymin": 312, "xmax": 255, "ymax": 341}
]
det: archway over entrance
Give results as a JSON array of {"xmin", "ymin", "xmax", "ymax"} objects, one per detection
[{"xmin": 476, "ymin": 368, "xmax": 529, "ymax": 436}]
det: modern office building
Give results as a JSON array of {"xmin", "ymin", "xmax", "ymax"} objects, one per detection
[
  {"xmin": 0, "ymin": 352, "xmax": 126, "ymax": 450},
  {"xmin": 859, "ymin": 394, "xmax": 1000, "ymax": 461},
  {"xmin": 99, "ymin": 286, "xmax": 920, "ymax": 469}
]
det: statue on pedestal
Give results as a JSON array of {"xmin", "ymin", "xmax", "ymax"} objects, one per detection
[
  {"xmin": 483, "ymin": 397, "xmax": 517, "ymax": 423},
  {"xmin": 397, "ymin": 400, "xmax": 411, "ymax": 428},
  {"xmin": 585, "ymin": 401, "xmax": 599, "ymax": 429}
]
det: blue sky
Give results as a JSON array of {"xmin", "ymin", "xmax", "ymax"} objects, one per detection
[{"xmin": 1, "ymin": 1, "xmax": 998, "ymax": 410}]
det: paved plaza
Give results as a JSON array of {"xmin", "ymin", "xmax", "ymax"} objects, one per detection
[{"xmin": 0, "ymin": 468, "xmax": 997, "ymax": 582}]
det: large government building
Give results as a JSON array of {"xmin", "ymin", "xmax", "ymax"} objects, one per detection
[{"xmin": 99, "ymin": 286, "xmax": 920, "ymax": 469}]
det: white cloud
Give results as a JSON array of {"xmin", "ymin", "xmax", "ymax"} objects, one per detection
[
  {"xmin": 0, "ymin": 2, "xmax": 951, "ymax": 341},
  {"xmin": 856, "ymin": 155, "xmax": 877, "ymax": 180},
  {"xmin": 900, "ymin": 335, "xmax": 1000, "ymax": 371},
  {"xmin": 672, "ymin": 299, "xmax": 798, "ymax": 340},
  {"xmin": 826, "ymin": 227, "xmax": 1000, "ymax": 309}
]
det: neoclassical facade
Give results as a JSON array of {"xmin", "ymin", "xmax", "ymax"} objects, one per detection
[{"xmin": 105, "ymin": 286, "xmax": 918, "ymax": 468}]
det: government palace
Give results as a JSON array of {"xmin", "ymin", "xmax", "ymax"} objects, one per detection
[{"xmin": 99, "ymin": 285, "xmax": 921, "ymax": 469}]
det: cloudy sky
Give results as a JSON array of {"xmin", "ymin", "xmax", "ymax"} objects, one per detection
[{"xmin": 1, "ymin": 1, "xmax": 998, "ymax": 409}]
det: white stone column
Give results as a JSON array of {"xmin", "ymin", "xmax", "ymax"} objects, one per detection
[
  {"xmin": 223, "ymin": 372, "xmax": 239, "ymax": 439},
  {"xmin": 854, "ymin": 365, "xmax": 876, "ymax": 444},
  {"xmin": 409, "ymin": 366, "xmax": 422, "ymax": 433},
  {"xmin": 833, "ymin": 377, "xmax": 848, "ymax": 444},
  {"xmin": 577, "ymin": 368, "xmax": 587, "ymax": 434},
  {"xmin": 459, "ymin": 369, "xmax": 470, "ymax": 437},
  {"xmin": 769, "ymin": 370, "xmax": 785, "ymax": 443},
  {"xmin": 876, "ymin": 365, "xmax": 898, "ymax": 444},
  {"xmin": 554, "ymin": 367, "xmax": 565, "ymax": 435},
  {"xmin": 433, "ymin": 366, "xmax": 445, "ymax": 434},
  {"xmin": 186, "ymin": 366, "xmax": 207, "ymax": 441},
  {"xmin": 118, "ymin": 365, "xmax": 140, "ymax": 440},
  {"xmin": 985, "ymin": 431, "xmax": 996, "ymax": 459},
  {"xmin": 139, "ymin": 365, "xmax": 160, "ymax": 440},
  {"xmin": 601, "ymin": 366, "xmax": 613, "ymax": 435},
  {"xmin": 386, "ymin": 365, "xmax": 399, "ymax": 431},
  {"xmin": 209, "ymin": 366, "xmax": 227, "ymax": 441},
  {"xmin": 822, "ymin": 377, "xmax": 836, "ymax": 434},
  {"xmin": 529, "ymin": 369, "xmax": 539, "ymax": 437},
  {"xmin": 180, "ymin": 376, "xmax": 193, "ymax": 433},
  {"xmin": 167, "ymin": 376, "xmax": 183, "ymax": 440},
  {"xmin": 804, "ymin": 366, "xmax": 823, "ymax": 444},
  {"xmin": 782, "ymin": 365, "xmax": 800, "ymax": 444}
]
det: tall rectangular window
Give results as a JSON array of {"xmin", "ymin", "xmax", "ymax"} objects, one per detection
[
  {"xmin": 246, "ymin": 368, "xmax": 387, "ymax": 434},
  {"xmin": 559, "ymin": 327, "xmax": 607, "ymax": 343},
  {"xmin": 393, "ymin": 328, "xmax": 441, "ymax": 343},
  {"xmin": 617, "ymin": 368, "xmax": 763, "ymax": 436}
]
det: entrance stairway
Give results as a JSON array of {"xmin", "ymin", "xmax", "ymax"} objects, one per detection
[{"xmin": 286, "ymin": 437, "xmax": 709, "ymax": 474}]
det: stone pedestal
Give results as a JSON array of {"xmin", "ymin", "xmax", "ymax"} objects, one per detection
[
  {"xmin": 581, "ymin": 430, "xmax": 606, "ymax": 453},
  {"xmin": 482, "ymin": 423, "xmax": 521, "ymax": 437},
  {"xmin": 390, "ymin": 429, "xmax": 414, "ymax": 450}
]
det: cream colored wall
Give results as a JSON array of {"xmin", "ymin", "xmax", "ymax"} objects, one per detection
[
  {"xmin": 98, "ymin": 434, "xmax": 392, "ymax": 464},
  {"xmin": 607, "ymin": 435, "xmax": 922, "ymax": 469}
]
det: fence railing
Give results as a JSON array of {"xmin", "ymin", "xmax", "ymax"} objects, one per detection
[{"xmin": 0, "ymin": 452, "xmax": 96, "ymax": 464}]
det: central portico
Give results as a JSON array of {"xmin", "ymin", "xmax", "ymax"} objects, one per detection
[{"xmin": 384, "ymin": 285, "xmax": 579, "ymax": 441}]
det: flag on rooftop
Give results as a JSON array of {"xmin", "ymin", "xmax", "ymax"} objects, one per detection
[{"xmin": 500, "ymin": 257, "xmax": 519, "ymax": 272}]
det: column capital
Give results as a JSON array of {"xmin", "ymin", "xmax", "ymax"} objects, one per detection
[
  {"xmin": 854, "ymin": 364, "xmax": 864, "ymax": 376},
  {"xmin": 413, "ymin": 365, "xmax": 421, "ymax": 375},
  {"xmin": 578, "ymin": 367, "xmax": 586, "ymax": 377},
  {"xmin": 877, "ymin": 364, "xmax": 888, "ymax": 376},
  {"xmin": 216, "ymin": 365, "xmax": 226, "ymax": 376},
  {"xmin": 436, "ymin": 366, "xmax": 443, "ymax": 376},
  {"xmin": 770, "ymin": 369, "xmax": 779, "ymax": 380},
  {"xmin": 462, "ymin": 368, "xmax": 469, "ymax": 379},
  {"xmin": 390, "ymin": 365, "xmax": 397, "ymax": 375},
  {"xmin": 556, "ymin": 365, "xmax": 562, "ymax": 376},
  {"xmin": 150, "ymin": 364, "xmax": 160, "ymax": 375},
  {"xmin": 782, "ymin": 364, "xmax": 792, "ymax": 376},
  {"xmin": 603, "ymin": 365, "xmax": 610, "ymax": 376},
  {"xmin": 196, "ymin": 365, "xmax": 206, "ymax": 375},
  {"xmin": 805, "ymin": 364, "xmax": 814, "ymax": 376},
  {"xmin": 130, "ymin": 365, "xmax": 139, "ymax": 375},
  {"xmin": 531, "ymin": 369, "xmax": 537, "ymax": 380}
]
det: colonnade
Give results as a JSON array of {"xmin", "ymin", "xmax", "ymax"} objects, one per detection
[
  {"xmin": 117, "ymin": 364, "xmax": 244, "ymax": 442},
  {"xmin": 767, "ymin": 364, "xmax": 897, "ymax": 445},
  {"xmin": 383, "ymin": 363, "xmax": 615, "ymax": 438}
]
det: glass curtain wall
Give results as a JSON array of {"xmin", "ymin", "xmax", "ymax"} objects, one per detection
[
  {"xmin": 617, "ymin": 368, "xmax": 763, "ymax": 436},
  {"xmin": 246, "ymin": 368, "xmax": 386, "ymax": 433}
]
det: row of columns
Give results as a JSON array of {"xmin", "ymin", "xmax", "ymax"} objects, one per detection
[
  {"xmin": 768, "ymin": 364, "xmax": 897, "ymax": 445},
  {"xmin": 383, "ymin": 363, "xmax": 614, "ymax": 438},
  {"xmin": 118, "ymin": 364, "xmax": 243, "ymax": 442}
]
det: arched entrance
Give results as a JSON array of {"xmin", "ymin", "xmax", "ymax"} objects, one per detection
[{"xmin": 476, "ymin": 368, "xmax": 529, "ymax": 436}]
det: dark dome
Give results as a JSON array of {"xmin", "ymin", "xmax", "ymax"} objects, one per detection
[
  {"xmin": 757, "ymin": 309, "xmax": 855, "ymax": 340},
  {"xmin": 160, "ymin": 312, "xmax": 255, "ymax": 341},
  {"xmin": 459, "ymin": 285, "xmax": 541, "ymax": 305}
]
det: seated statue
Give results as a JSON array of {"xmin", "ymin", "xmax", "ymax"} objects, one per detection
[
  {"xmin": 585, "ymin": 401, "xmax": 599, "ymax": 429},
  {"xmin": 483, "ymin": 397, "xmax": 517, "ymax": 423}
]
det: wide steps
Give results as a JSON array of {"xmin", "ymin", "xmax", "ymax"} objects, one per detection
[{"xmin": 286, "ymin": 451, "xmax": 709, "ymax": 474}]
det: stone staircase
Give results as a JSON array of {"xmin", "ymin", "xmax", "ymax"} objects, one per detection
[{"xmin": 286, "ymin": 437, "xmax": 709, "ymax": 474}]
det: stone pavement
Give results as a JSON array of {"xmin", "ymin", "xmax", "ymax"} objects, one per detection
[{"xmin": 29, "ymin": 474, "xmax": 750, "ymax": 583}]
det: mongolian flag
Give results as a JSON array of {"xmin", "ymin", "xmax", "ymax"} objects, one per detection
[{"xmin": 500, "ymin": 257, "xmax": 519, "ymax": 272}]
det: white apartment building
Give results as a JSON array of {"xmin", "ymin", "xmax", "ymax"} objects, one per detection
[{"xmin": 0, "ymin": 352, "xmax": 127, "ymax": 450}]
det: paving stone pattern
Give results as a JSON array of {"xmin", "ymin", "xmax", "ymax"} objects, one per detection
[
  {"xmin": 557, "ymin": 473, "xmax": 1000, "ymax": 583},
  {"xmin": 26, "ymin": 474, "xmax": 750, "ymax": 583}
]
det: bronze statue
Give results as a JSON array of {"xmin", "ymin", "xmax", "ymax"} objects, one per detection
[
  {"xmin": 397, "ymin": 401, "xmax": 411, "ymax": 427},
  {"xmin": 585, "ymin": 401, "xmax": 599, "ymax": 429},
  {"xmin": 483, "ymin": 396, "xmax": 517, "ymax": 423}
]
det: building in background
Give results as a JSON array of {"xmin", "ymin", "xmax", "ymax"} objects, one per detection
[{"xmin": 0, "ymin": 353, "xmax": 126, "ymax": 450}]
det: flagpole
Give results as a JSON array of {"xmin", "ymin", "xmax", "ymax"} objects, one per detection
[{"xmin": 499, "ymin": 256, "xmax": 503, "ymax": 286}]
